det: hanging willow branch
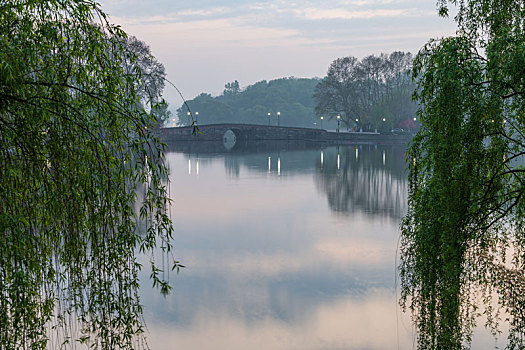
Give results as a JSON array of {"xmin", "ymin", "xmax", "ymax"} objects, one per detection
[
  {"xmin": 0, "ymin": 1, "xmax": 181, "ymax": 348},
  {"xmin": 401, "ymin": 1, "xmax": 525, "ymax": 349}
]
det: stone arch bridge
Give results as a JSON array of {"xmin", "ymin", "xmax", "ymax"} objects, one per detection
[{"xmin": 160, "ymin": 123, "xmax": 411, "ymax": 145}]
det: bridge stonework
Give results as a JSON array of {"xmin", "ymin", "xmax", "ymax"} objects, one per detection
[{"xmin": 160, "ymin": 124, "xmax": 412, "ymax": 145}]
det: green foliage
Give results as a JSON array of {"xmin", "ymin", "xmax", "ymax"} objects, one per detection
[
  {"xmin": 314, "ymin": 52, "xmax": 416, "ymax": 131},
  {"xmin": 176, "ymin": 77, "xmax": 320, "ymax": 128},
  {"xmin": 0, "ymin": 1, "xmax": 178, "ymax": 348},
  {"xmin": 402, "ymin": 1, "xmax": 525, "ymax": 349}
]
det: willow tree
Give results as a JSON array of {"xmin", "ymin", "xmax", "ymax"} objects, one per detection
[
  {"xmin": 0, "ymin": 1, "xmax": 181, "ymax": 348},
  {"xmin": 401, "ymin": 1, "xmax": 525, "ymax": 349}
]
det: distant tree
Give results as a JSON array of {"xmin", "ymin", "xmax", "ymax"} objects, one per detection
[
  {"xmin": 123, "ymin": 35, "xmax": 172, "ymax": 126},
  {"xmin": 313, "ymin": 57, "xmax": 361, "ymax": 128},
  {"xmin": 223, "ymin": 80, "xmax": 241, "ymax": 96},
  {"xmin": 176, "ymin": 77, "xmax": 319, "ymax": 127},
  {"xmin": 0, "ymin": 1, "xmax": 179, "ymax": 348},
  {"xmin": 176, "ymin": 93, "xmax": 213, "ymax": 125},
  {"xmin": 314, "ymin": 52, "xmax": 415, "ymax": 130},
  {"xmin": 125, "ymin": 36, "xmax": 166, "ymax": 104},
  {"xmin": 151, "ymin": 101, "xmax": 173, "ymax": 126}
]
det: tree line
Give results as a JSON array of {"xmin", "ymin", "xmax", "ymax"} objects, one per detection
[
  {"xmin": 176, "ymin": 77, "xmax": 319, "ymax": 128},
  {"xmin": 314, "ymin": 51, "xmax": 416, "ymax": 131},
  {"xmin": 175, "ymin": 52, "xmax": 417, "ymax": 131}
]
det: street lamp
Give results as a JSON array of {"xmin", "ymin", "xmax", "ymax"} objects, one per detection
[
  {"xmin": 268, "ymin": 112, "xmax": 271, "ymax": 126},
  {"xmin": 277, "ymin": 111, "xmax": 281, "ymax": 127},
  {"xmin": 172, "ymin": 118, "xmax": 176, "ymax": 127},
  {"xmin": 337, "ymin": 115, "xmax": 341, "ymax": 133},
  {"xmin": 320, "ymin": 116, "xmax": 324, "ymax": 129},
  {"xmin": 195, "ymin": 111, "xmax": 199, "ymax": 125},
  {"xmin": 187, "ymin": 111, "xmax": 191, "ymax": 125}
]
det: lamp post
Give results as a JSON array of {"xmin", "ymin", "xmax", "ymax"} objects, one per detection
[
  {"xmin": 355, "ymin": 118, "xmax": 359, "ymax": 132},
  {"xmin": 172, "ymin": 118, "xmax": 176, "ymax": 127},
  {"xmin": 277, "ymin": 111, "xmax": 281, "ymax": 127},
  {"xmin": 337, "ymin": 115, "xmax": 341, "ymax": 133},
  {"xmin": 268, "ymin": 112, "xmax": 271, "ymax": 126},
  {"xmin": 195, "ymin": 111, "xmax": 199, "ymax": 125},
  {"xmin": 187, "ymin": 111, "xmax": 191, "ymax": 125},
  {"xmin": 320, "ymin": 116, "xmax": 323, "ymax": 129}
]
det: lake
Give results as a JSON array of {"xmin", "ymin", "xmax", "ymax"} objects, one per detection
[{"xmin": 140, "ymin": 141, "xmax": 414, "ymax": 349}]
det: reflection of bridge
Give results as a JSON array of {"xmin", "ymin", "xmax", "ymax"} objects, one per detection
[{"xmin": 160, "ymin": 124, "xmax": 412, "ymax": 145}]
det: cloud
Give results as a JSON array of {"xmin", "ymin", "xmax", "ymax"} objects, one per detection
[
  {"xmin": 176, "ymin": 8, "xmax": 228, "ymax": 17},
  {"xmin": 297, "ymin": 8, "xmax": 409, "ymax": 20},
  {"xmin": 108, "ymin": 0, "xmax": 444, "ymax": 50},
  {"xmin": 101, "ymin": 0, "xmax": 456, "ymax": 102},
  {"xmin": 340, "ymin": 0, "xmax": 417, "ymax": 5},
  {"xmin": 105, "ymin": 0, "xmax": 438, "ymax": 27},
  {"xmin": 113, "ymin": 15, "xmax": 337, "ymax": 59},
  {"xmin": 108, "ymin": 6, "xmax": 229, "ymax": 25}
]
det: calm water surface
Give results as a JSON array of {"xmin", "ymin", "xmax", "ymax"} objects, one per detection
[{"xmin": 141, "ymin": 142, "xmax": 413, "ymax": 349}]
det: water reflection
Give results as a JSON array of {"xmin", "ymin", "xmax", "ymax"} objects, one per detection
[
  {"xmin": 142, "ymin": 142, "xmax": 413, "ymax": 350},
  {"xmin": 315, "ymin": 145, "xmax": 407, "ymax": 219}
]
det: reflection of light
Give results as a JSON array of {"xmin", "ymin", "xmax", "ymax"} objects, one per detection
[
  {"xmin": 268, "ymin": 156, "xmax": 271, "ymax": 173},
  {"xmin": 337, "ymin": 153, "xmax": 340, "ymax": 170},
  {"xmin": 196, "ymin": 159, "xmax": 200, "ymax": 175},
  {"xmin": 355, "ymin": 148, "xmax": 358, "ymax": 160},
  {"xmin": 278, "ymin": 157, "xmax": 281, "ymax": 176},
  {"xmin": 188, "ymin": 159, "xmax": 191, "ymax": 175},
  {"xmin": 382, "ymin": 151, "xmax": 385, "ymax": 166},
  {"xmin": 321, "ymin": 151, "xmax": 324, "ymax": 167}
]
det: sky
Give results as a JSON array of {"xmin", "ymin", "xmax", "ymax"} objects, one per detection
[{"xmin": 98, "ymin": 0, "xmax": 458, "ymax": 108}]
